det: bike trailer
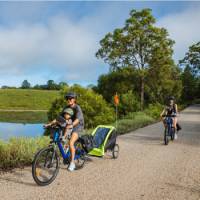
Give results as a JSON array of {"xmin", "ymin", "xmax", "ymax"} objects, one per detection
[{"xmin": 82, "ymin": 125, "xmax": 117, "ymax": 157}]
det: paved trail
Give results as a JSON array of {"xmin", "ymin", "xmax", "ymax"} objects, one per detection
[{"xmin": 0, "ymin": 105, "xmax": 200, "ymax": 200}]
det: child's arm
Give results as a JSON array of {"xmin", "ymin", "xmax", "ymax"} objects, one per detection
[
  {"xmin": 160, "ymin": 107, "xmax": 166, "ymax": 118},
  {"xmin": 44, "ymin": 119, "xmax": 57, "ymax": 127}
]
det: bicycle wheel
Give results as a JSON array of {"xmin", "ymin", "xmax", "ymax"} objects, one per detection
[
  {"xmin": 74, "ymin": 142, "xmax": 86, "ymax": 169},
  {"xmin": 32, "ymin": 146, "xmax": 59, "ymax": 186},
  {"xmin": 112, "ymin": 144, "xmax": 119, "ymax": 159},
  {"xmin": 164, "ymin": 128, "xmax": 169, "ymax": 145},
  {"xmin": 171, "ymin": 127, "xmax": 175, "ymax": 141}
]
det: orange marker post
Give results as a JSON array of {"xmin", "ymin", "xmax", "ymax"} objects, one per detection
[{"xmin": 114, "ymin": 93, "xmax": 119, "ymax": 129}]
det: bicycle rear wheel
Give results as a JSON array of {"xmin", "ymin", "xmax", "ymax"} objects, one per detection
[
  {"xmin": 74, "ymin": 141, "xmax": 86, "ymax": 169},
  {"xmin": 32, "ymin": 146, "xmax": 59, "ymax": 186}
]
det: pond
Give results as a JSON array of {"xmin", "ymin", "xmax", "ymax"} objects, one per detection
[{"xmin": 0, "ymin": 122, "xmax": 44, "ymax": 141}]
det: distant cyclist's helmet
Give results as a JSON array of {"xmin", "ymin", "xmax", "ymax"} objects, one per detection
[
  {"xmin": 64, "ymin": 92, "xmax": 77, "ymax": 100},
  {"xmin": 62, "ymin": 108, "xmax": 74, "ymax": 117},
  {"xmin": 168, "ymin": 96, "xmax": 175, "ymax": 101}
]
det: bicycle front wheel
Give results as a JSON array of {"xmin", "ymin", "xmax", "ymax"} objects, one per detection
[
  {"xmin": 164, "ymin": 128, "xmax": 169, "ymax": 145},
  {"xmin": 32, "ymin": 146, "xmax": 59, "ymax": 186}
]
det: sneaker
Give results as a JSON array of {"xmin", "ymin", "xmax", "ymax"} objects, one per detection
[
  {"xmin": 175, "ymin": 133, "xmax": 178, "ymax": 140},
  {"xmin": 68, "ymin": 162, "xmax": 75, "ymax": 171}
]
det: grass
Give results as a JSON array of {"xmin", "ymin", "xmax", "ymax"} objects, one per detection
[
  {"xmin": 0, "ymin": 111, "xmax": 48, "ymax": 124},
  {"xmin": 0, "ymin": 136, "xmax": 50, "ymax": 170},
  {"xmin": 0, "ymin": 89, "xmax": 59, "ymax": 110},
  {"xmin": 115, "ymin": 112, "xmax": 155, "ymax": 135}
]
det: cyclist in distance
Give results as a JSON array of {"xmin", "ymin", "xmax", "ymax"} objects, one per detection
[
  {"xmin": 64, "ymin": 92, "xmax": 84, "ymax": 171},
  {"xmin": 160, "ymin": 96, "xmax": 181, "ymax": 139}
]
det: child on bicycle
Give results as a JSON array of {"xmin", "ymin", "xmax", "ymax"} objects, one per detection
[{"xmin": 44, "ymin": 108, "xmax": 74, "ymax": 141}]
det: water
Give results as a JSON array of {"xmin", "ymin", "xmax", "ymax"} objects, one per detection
[{"xmin": 0, "ymin": 122, "xmax": 44, "ymax": 141}]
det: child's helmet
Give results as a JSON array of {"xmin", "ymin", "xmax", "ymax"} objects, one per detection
[{"xmin": 63, "ymin": 108, "xmax": 74, "ymax": 116}]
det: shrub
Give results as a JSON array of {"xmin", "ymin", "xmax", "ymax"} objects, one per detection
[
  {"xmin": 0, "ymin": 137, "xmax": 50, "ymax": 170},
  {"xmin": 118, "ymin": 90, "xmax": 140, "ymax": 116},
  {"xmin": 144, "ymin": 103, "xmax": 163, "ymax": 119},
  {"xmin": 116, "ymin": 112, "xmax": 154, "ymax": 134},
  {"xmin": 48, "ymin": 85, "xmax": 115, "ymax": 128}
]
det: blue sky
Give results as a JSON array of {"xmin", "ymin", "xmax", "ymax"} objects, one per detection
[{"xmin": 0, "ymin": 1, "xmax": 199, "ymax": 87}]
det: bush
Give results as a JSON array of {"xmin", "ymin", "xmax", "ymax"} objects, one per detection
[
  {"xmin": 144, "ymin": 103, "xmax": 163, "ymax": 119},
  {"xmin": 48, "ymin": 85, "xmax": 115, "ymax": 128},
  {"xmin": 0, "ymin": 137, "xmax": 50, "ymax": 170},
  {"xmin": 118, "ymin": 90, "xmax": 140, "ymax": 116},
  {"xmin": 116, "ymin": 112, "xmax": 154, "ymax": 134}
]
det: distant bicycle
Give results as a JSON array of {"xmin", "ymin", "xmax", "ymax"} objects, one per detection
[
  {"xmin": 32, "ymin": 126, "xmax": 86, "ymax": 186},
  {"xmin": 162, "ymin": 114, "xmax": 176, "ymax": 145}
]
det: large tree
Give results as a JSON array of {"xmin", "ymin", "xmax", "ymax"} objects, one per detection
[
  {"xmin": 96, "ymin": 9, "xmax": 174, "ymax": 109},
  {"xmin": 95, "ymin": 67, "xmax": 140, "ymax": 102},
  {"xmin": 180, "ymin": 41, "xmax": 200, "ymax": 75},
  {"xmin": 179, "ymin": 42, "xmax": 200, "ymax": 101}
]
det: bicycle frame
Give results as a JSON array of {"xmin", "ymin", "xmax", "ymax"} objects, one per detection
[
  {"xmin": 52, "ymin": 128, "xmax": 85, "ymax": 161},
  {"xmin": 165, "ymin": 117, "xmax": 173, "ymax": 135}
]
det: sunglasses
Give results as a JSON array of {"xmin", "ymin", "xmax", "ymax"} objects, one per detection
[{"xmin": 66, "ymin": 97, "xmax": 74, "ymax": 101}]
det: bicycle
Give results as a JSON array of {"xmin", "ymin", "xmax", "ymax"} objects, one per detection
[
  {"xmin": 32, "ymin": 126, "xmax": 86, "ymax": 186},
  {"xmin": 162, "ymin": 114, "xmax": 176, "ymax": 145}
]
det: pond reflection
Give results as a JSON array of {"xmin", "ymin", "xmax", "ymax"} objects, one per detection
[{"xmin": 0, "ymin": 122, "xmax": 44, "ymax": 141}]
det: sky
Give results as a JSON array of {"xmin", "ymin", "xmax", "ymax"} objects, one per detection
[{"xmin": 0, "ymin": 1, "xmax": 199, "ymax": 87}]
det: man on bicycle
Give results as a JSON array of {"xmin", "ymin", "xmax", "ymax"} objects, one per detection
[
  {"xmin": 64, "ymin": 92, "xmax": 84, "ymax": 171},
  {"xmin": 160, "ymin": 96, "xmax": 181, "ymax": 139}
]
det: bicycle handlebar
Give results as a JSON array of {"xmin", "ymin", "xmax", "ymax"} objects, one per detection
[{"xmin": 162, "ymin": 114, "xmax": 177, "ymax": 117}]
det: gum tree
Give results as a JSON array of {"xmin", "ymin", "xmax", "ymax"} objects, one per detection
[{"xmin": 96, "ymin": 9, "xmax": 174, "ymax": 109}]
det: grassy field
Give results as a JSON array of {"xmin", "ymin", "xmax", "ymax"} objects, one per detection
[
  {"xmin": 0, "ymin": 89, "xmax": 59, "ymax": 123},
  {"xmin": 0, "ymin": 89, "xmax": 59, "ymax": 110},
  {"xmin": 0, "ymin": 111, "xmax": 48, "ymax": 123}
]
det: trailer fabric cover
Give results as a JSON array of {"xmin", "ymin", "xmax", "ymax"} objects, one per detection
[{"xmin": 93, "ymin": 127, "xmax": 110, "ymax": 148}]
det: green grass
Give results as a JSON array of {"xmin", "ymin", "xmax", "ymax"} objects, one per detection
[
  {"xmin": 0, "ymin": 89, "xmax": 59, "ymax": 110},
  {"xmin": 0, "ymin": 136, "xmax": 50, "ymax": 170},
  {"xmin": 0, "ymin": 111, "xmax": 48, "ymax": 124},
  {"xmin": 115, "ymin": 112, "xmax": 155, "ymax": 135}
]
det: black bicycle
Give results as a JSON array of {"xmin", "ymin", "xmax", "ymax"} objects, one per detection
[{"xmin": 163, "ymin": 114, "xmax": 176, "ymax": 145}]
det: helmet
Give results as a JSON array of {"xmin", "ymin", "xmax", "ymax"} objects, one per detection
[
  {"xmin": 168, "ymin": 96, "xmax": 175, "ymax": 101},
  {"xmin": 64, "ymin": 92, "xmax": 77, "ymax": 99},
  {"xmin": 62, "ymin": 108, "xmax": 74, "ymax": 116}
]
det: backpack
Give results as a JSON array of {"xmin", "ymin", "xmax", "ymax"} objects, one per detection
[{"xmin": 80, "ymin": 134, "xmax": 95, "ymax": 153}]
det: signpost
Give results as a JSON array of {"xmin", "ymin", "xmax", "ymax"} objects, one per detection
[{"xmin": 114, "ymin": 93, "xmax": 119, "ymax": 129}]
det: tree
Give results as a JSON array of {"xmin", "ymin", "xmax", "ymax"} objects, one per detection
[
  {"xmin": 180, "ymin": 42, "xmax": 200, "ymax": 75},
  {"xmin": 21, "ymin": 80, "xmax": 31, "ymax": 89},
  {"xmin": 146, "ymin": 46, "xmax": 182, "ymax": 104},
  {"xmin": 47, "ymin": 80, "xmax": 57, "ymax": 90},
  {"xmin": 181, "ymin": 66, "xmax": 197, "ymax": 101},
  {"xmin": 96, "ymin": 9, "xmax": 174, "ymax": 110},
  {"xmin": 95, "ymin": 67, "xmax": 140, "ymax": 102},
  {"xmin": 179, "ymin": 42, "xmax": 200, "ymax": 102},
  {"xmin": 58, "ymin": 82, "xmax": 68, "ymax": 90}
]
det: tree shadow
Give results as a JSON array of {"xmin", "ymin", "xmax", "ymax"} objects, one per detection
[
  {"xmin": 0, "ymin": 168, "xmax": 36, "ymax": 187},
  {"xmin": 121, "ymin": 134, "xmax": 163, "ymax": 146},
  {"xmin": 165, "ymin": 182, "xmax": 200, "ymax": 194}
]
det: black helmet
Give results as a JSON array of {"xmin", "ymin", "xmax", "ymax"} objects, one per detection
[
  {"xmin": 64, "ymin": 92, "xmax": 77, "ymax": 99},
  {"xmin": 168, "ymin": 96, "xmax": 175, "ymax": 101}
]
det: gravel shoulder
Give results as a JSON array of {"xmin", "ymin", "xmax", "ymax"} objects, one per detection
[{"xmin": 0, "ymin": 105, "xmax": 200, "ymax": 200}]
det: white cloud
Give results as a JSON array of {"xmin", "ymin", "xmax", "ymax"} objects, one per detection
[
  {"xmin": 0, "ymin": 14, "xmax": 100, "ymax": 83},
  {"xmin": 157, "ymin": 5, "xmax": 200, "ymax": 63}
]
